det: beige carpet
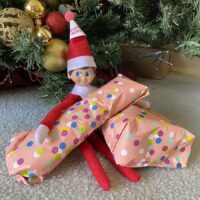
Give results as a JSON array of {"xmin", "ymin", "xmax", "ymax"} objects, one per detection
[{"xmin": 0, "ymin": 72, "xmax": 199, "ymax": 200}]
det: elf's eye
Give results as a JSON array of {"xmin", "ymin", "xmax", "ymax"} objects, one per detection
[
  {"xmin": 85, "ymin": 71, "xmax": 91, "ymax": 77},
  {"xmin": 76, "ymin": 71, "xmax": 81, "ymax": 77}
]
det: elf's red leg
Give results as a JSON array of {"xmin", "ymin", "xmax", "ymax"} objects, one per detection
[
  {"xmin": 87, "ymin": 132, "xmax": 141, "ymax": 183},
  {"xmin": 78, "ymin": 140, "xmax": 111, "ymax": 191}
]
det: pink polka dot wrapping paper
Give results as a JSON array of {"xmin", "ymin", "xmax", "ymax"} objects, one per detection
[
  {"xmin": 5, "ymin": 75, "xmax": 149, "ymax": 184},
  {"xmin": 102, "ymin": 104, "xmax": 195, "ymax": 169}
]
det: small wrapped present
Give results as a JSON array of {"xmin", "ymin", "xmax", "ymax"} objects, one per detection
[
  {"xmin": 5, "ymin": 75, "xmax": 149, "ymax": 184},
  {"xmin": 102, "ymin": 104, "xmax": 195, "ymax": 168}
]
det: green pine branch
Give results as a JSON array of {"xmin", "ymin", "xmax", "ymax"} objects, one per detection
[
  {"xmin": 178, "ymin": 37, "xmax": 200, "ymax": 57},
  {"xmin": 0, "ymin": 42, "xmax": 15, "ymax": 70},
  {"xmin": 12, "ymin": 32, "xmax": 45, "ymax": 71},
  {"xmin": 40, "ymin": 71, "xmax": 73, "ymax": 103}
]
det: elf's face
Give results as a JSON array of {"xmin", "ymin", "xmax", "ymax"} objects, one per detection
[{"xmin": 69, "ymin": 67, "xmax": 96, "ymax": 86}]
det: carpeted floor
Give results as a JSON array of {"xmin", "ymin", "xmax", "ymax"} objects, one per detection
[{"xmin": 0, "ymin": 72, "xmax": 199, "ymax": 200}]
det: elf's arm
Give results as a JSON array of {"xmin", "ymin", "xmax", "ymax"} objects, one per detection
[
  {"xmin": 35, "ymin": 93, "xmax": 81, "ymax": 144},
  {"xmin": 41, "ymin": 93, "xmax": 81, "ymax": 129}
]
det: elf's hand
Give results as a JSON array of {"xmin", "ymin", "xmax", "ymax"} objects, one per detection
[
  {"xmin": 35, "ymin": 124, "xmax": 50, "ymax": 144},
  {"xmin": 136, "ymin": 99, "xmax": 150, "ymax": 109}
]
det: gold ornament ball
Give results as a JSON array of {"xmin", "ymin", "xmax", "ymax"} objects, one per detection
[
  {"xmin": 25, "ymin": 0, "xmax": 46, "ymax": 19},
  {"xmin": 0, "ymin": 8, "xmax": 34, "ymax": 47},
  {"xmin": 43, "ymin": 38, "xmax": 68, "ymax": 72},
  {"xmin": 34, "ymin": 26, "xmax": 52, "ymax": 44}
]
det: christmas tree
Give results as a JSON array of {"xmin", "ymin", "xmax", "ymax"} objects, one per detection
[{"xmin": 0, "ymin": 0, "xmax": 200, "ymax": 103}]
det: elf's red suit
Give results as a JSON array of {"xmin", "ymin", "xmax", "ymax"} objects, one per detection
[{"xmin": 40, "ymin": 90, "xmax": 141, "ymax": 191}]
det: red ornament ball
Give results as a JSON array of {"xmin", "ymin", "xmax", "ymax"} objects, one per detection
[{"xmin": 46, "ymin": 11, "xmax": 67, "ymax": 35}]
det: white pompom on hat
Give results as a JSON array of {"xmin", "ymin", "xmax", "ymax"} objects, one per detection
[{"xmin": 64, "ymin": 11, "xmax": 96, "ymax": 73}]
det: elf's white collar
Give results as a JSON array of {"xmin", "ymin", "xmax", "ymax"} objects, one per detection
[{"xmin": 71, "ymin": 84, "xmax": 97, "ymax": 99}]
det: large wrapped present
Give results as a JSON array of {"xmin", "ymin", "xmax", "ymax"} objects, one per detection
[
  {"xmin": 102, "ymin": 104, "xmax": 195, "ymax": 168},
  {"xmin": 5, "ymin": 75, "xmax": 149, "ymax": 184}
]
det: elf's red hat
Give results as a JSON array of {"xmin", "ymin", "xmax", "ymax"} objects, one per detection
[{"xmin": 65, "ymin": 11, "xmax": 96, "ymax": 73}]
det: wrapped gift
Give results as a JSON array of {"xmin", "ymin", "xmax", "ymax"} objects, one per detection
[
  {"xmin": 5, "ymin": 75, "xmax": 149, "ymax": 184},
  {"xmin": 102, "ymin": 104, "xmax": 195, "ymax": 168}
]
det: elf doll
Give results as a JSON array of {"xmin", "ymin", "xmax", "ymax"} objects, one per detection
[{"xmin": 35, "ymin": 11, "xmax": 142, "ymax": 191}]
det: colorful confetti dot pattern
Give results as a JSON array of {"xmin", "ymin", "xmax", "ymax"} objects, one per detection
[
  {"xmin": 102, "ymin": 104, "xmax": 195, "ymax": 169},
  {"xmin": 5, "ymin": 75, "xmax": 149, "ymax": 184}
]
